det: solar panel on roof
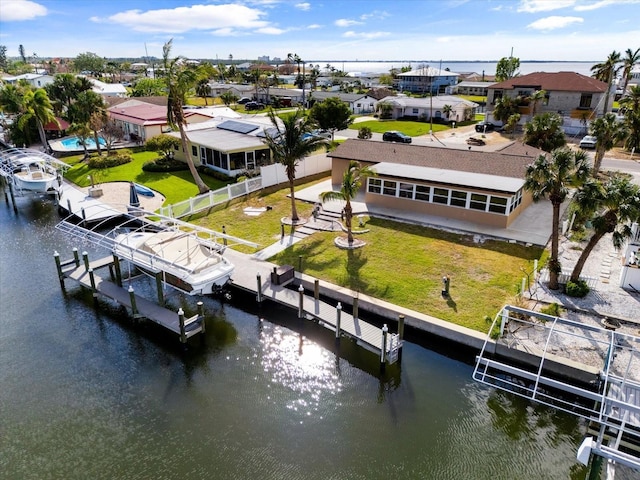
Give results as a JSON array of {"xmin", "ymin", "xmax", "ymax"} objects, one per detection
[{"xmin": 217, "ymin": 120, "xmax": 259, "ymax": 134}]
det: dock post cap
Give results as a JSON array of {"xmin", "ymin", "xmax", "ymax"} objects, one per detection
[
  {"xmin": 178, "ymin": 308, "xmax": 184, "ymax": 315},
  {"xmin": 382, "ymin": 324, "xmax": 388, "ymax": 333},
  {"xmin": 54, "ymin": 250, "xmax": 59, "ymax": 256},
  {"xmin": 128, "ymin": 285, "xmax": 134, "ymax": 292},
  {"xmin": 337, "ymin": 302, "xmax": 342, "ymax": 309},
  {"xmin": 298, "ymin": 284, "xmax": 304, "ymax": 291}
]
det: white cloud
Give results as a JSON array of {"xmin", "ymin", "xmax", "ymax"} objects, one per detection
[
  {"xmin": 518, "ymin": 0, "xmax": 575, "ymax": 13},
  {"xmin": 335, "ymin": 18, "xmax": 363, "ymax": 27},
  {"xmin": 573, "ymin": 0, "xmax": 636, "ymax": 11},
  {"xmin": 1, "ymin": 0, "xmax": 47, "ymax": 21},
  {"xmin": 257, "ymin": 26, "xmax": 286, "ymax": 35},
  {"xmin": 528, "ymin": 15, "xmax": 583, "ymax": 30},
  {"xmin": 307, "ymin": 24, "xmax": 322, "ymax": 29},
  {"xmin": 295, "ymin": 2, "xmax": 311, "ymax": 11},
  {"xmin": 359, "ymin": 10, "xmax": 390, "ymax": 21},
  {"xmin": 93, "ymin": 4, "xmax": 269, "ymax": 33},
  {"xmin": 342, "ymin": 31, "xmax": 390, "ymax": 39}
]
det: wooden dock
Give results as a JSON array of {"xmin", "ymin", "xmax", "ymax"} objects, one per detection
[
  {"xmin": 54, "ymin": 251, "xmax": 204, "ymax": 343},
  {"xmin": 222, "ymin": 248, "xmax": 402, "ymax": 365}
]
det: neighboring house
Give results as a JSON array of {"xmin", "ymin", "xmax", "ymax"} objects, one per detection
[
  {"xmin": 89, "ymin": 78, "xmax": 128, "ymax": 98},
  {"xmin": 3, "ymin": 73, "xmax": 55, "ymax": 88},
  {"xmin": 486, "ymin": 71, "xmax": 611, "ymax": 134},
  {"xmin": 627, "ymin": 66, "xmax": 640, "ymax": 89},
  {"xmin": 256, "ymin": 87, "xmax": 304, "ymax": 105},
  {"xmin": 446, "ymin": 81, "xmax": 493, "ymax": 96},
  {"xmin": 308, "ymin": 91, "xmax": 379, "ymax": 114},
  {"xmin": 328, "ymin": 138, "xmax": 543, "ymax": 229},
  {"xmin": 377, "ymin": 95, "xmax": 478, "ymax": 122},
  {"xmin": 206, "ymin": 83, "xmax": 256, "ymax": 100},
  {"xmin": 107, "ymin": 99, "xmax": 213, "ymax": 142},
  {"xmin": 167, "ymin": 116, "xmax": 274, "ymax": 176},
  {"xmin": 394, "ymin": 66, "xmax": 459, "ymax": 94}
]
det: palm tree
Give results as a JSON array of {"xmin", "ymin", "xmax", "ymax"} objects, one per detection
[
  {"xmin": 524, "ymin": 148, "xmax": 591, "ymax": 289},
  {"xmin": 163, "ymin": 39, "xmax": 209, "ymax": 194},
  {"xmin": 287, "ymin": 53, "xmax": 305, "ymax": 106},
  {"xmin": 591, "ymin": 51, "xmax": 621, "ymax": 116},
  {"xmin": 68, "ymin": 122, "xmax": 92, "ymax": 158},
  {"xmin": 621, "ymin": 48, "xmax": 640, "ymax": 95},
  {"xmin": 528, "ymin": 89, "xmax": 546, "ymax": 117},
  {"xmin": 319, "ymin": 160, "xmax": 377, "ymax": 246},
  {"xmin": 492, "ymin": 95, "xmax": 519, "ymax": 124},
  {"xmin": 620, "ymin": 85, "xmax": 640, "ymax": 152},
  {"xmin": 19, "ymin": 88, "xmax": 57, "ymax": 150},
  {"xmin": 263, "ymin": 108, "xmax": 328, "ymax": 223},
  {"xmin": 589, "ymin": 112, "xmax": 629, "ymax": 175},
  {"xmin": 523, "ymin": 112, "xmax": 566, "ymax": 152},
  {"xmin": 442, "ymin": 104, "xmax": 453, "ymax": 121},
  {"xmin": 196, "ymin": 78, "xmax": 211, "ymax": 106},
  {"xmin": 0, "ymin": 83, "xmax": 25, "ymax": 114},
  {"xmin": 569, "ymin": 175, "xmax": 640, "ymax": 282}
]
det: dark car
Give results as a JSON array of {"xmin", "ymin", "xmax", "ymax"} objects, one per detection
[
  {"xmin": 475, "ymin": 122, "xmax": 496, "ymax": 133},
  {"xmin": 244, "ymin": 101, "xmax": 265, "ymax": 111},
  {"xmin": 237, "ymin": 97, "xmax": 252, "ymax": 104},
  {"xmin": 382, "ymin": 131, "xmax": 412, "ymax": 143}
]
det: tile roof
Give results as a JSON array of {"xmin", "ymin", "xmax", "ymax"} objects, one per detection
[
  {"xmin": 488, "ymin": 71, "xmax": 607, "ymax": 93},
  {"xmin": 329, "ymin": 139, "xmax": 543, "ymax": 179}
]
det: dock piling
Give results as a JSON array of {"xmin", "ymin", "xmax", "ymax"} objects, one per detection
[
  {"xmin": 314, "ymin": 279, "xmax": 319, "ymax": 301},
  {"xmin": 380, "ymin": 324, "xmax": 388, "ymax": 372},
  {"xmin": 398, "ymin": 314, "xmax": 405, "ymax": 362},
  {"xmin": 197, "ymin": 301, "xmax": 205, "ymax": 334},
  {"xmin": 112, "ymin": 255, "xmax": 122, "ymax": 286},
  {"xmin": 53, "ymin": 251, "xmax": 65, "ymax": 289},
  {"xmin": 82, "ymin": 251, "xmax": 90, "ymax": 271},
  {"xmin": 256, "ymin": 272, "xmax": 263, "ymax": 303},
  {"xmin": 335, "ymin": 303, "xmax": 342, "ymax": 341},
  {"xmin": 298, "ymin": 284, "xmax": 304, "ymax": 318},
  {"xmin": 88, "ymin": 268, "xmax": 97, "ymax": 296},
  {"xmin": 353, "ymin": 295, "xmax": 359, "ymax": 322},
  {"xmin": 178, "ymin": 308, "xmax": 186, "ymax": 343},
  {"xmin": 128, "ymin": 285, "xmax": 138, "ymax": 318},
  {"xmin": 154, "ymin": 271, "xmax": 164, "ymax": 305},
  {"xmin": 8, "ymin": 181, "xmax": 17, "ymax": 212},
  {"xmin": 73, "ymin": 248, "xmax": 80, "ymax": 267}
]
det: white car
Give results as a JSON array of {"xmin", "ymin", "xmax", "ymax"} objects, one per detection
[{"xmin": 579, "ymin": 135, "xmax": 597, "ymax": 149}]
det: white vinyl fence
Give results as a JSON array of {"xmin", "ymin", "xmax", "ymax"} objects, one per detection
[{"xmin": 159, "ymin": 155, "xmax": 331, "ymax": 219}]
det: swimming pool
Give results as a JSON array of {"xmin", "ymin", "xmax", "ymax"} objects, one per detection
[{"xmin": 59, "ymin": 136, "xmax": 106, "ymax": 150}]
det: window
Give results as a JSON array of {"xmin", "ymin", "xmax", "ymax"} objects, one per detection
[
  {"xmin": 382, "ymin": 180, "xmax": 397, "ymax": 196},
  {"xmin": 492, "ymin": 90, "xmax": 503, "ymax": 104},
  {"xmin": 432, "ymin": 187, "xmax": 449, "ymax": 204},
  {"xmin": 510, "ymin": 189, "xmax": 523, "ymax": 212},
  {"xmin": 415, "ymin": 185, "xmax": 430, "ymax": 202},
  {"xmin": 579, "ymin": 93, "xmax": 592, "ymax": 109},
  {"xmin": 470, "ymin": 193, "xmax": 488, "ymax": 211},
  {"xmin": 412, "ymin": 108, "xmax": 419, "ymax": 114},
  {"xmin": 191, "ymin": 145, "xmax": 198, "ymax": 157},
  {"xmin": 489, "ymin": 196, "xmax": 508, "ymax": 214},
  {"xmin": 399, "ymin": 182, "xmax": 414, "ymax": 199},
  {"xmin": 368, "ymin": 178, "xmax": 382, "ymax": 194},
  {"xmin": 229, "ymin": 151, "xmax": 244, "ymax": 170},
  {"xmin": 450, "ymin": 190, "xmax": 467, "ymax": 207}
]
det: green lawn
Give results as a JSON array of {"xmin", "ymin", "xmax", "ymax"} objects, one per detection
[
  {"xmin": 191, "ymin": 180, "xmax": 543, "ymax": 332},
  {"xmin": 63, "ymin": 150, "xmax": 231, "ymax": 205},
  {"xmin": 349, "ymin": 120, "xmax": 450, "ymax": 136}
]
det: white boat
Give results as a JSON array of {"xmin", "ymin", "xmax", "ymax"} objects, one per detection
[
  {"xmin": 113, "ymin": 229, "xmax": 235, "ymax": 295},
  {"xmin": 0, "ymin": 147, "xmax": 68, "ymax": 194}
]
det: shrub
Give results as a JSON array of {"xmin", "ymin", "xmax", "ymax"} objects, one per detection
[
  {"xmin": 142, "ymin": 157, "xmax": 189, "ymax": 172},
  {"xmin": 565, "ymin": 280, "xmax": 589, "ymax": 298},
  {"xmin": 88, "ymin": 152, "xmax": 132, "ymax": 169},
  {"xmin": 358, "ymin": 126, "xmax": 372, "ymax": 139},
  {"xmin": 540, "ymin": 302, "xmax": 563, "ymax": 317}
]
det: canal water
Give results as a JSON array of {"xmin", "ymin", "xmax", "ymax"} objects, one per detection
[{"xmin": 0, "ymin": 190, "xmax": 597, "ymax": 479}]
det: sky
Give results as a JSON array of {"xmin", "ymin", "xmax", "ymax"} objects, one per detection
[{"xmin": 1, "ymin": 0, "xmax": 639, "ymax": 62}]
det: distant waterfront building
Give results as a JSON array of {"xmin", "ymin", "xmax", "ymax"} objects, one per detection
[{"xmin": 394, "ymin": 66, "xmax": 459, "ymax": 94}]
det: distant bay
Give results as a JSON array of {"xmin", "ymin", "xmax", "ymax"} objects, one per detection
[{"xmin": 314, "ymin": 60, "xmax": 596, "ymax": 77}]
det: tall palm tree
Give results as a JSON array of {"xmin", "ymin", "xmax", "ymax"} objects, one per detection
[
  {"xmin": 492, "ymin": 95, "xmax": 519, "ymax": 124},
  {"xmin": 163, "ymin": 39, "xmax": 209, "ymax": 194},
  {"xmin": 442, "ymin": 104, "xmax": 453, "ymax": 121},
  {"xmin": 524, "ymin": 148, "xmax": 591, "ymax": 290},
  {"xmin": 621, "ymin": 48, "xmax": 640, "ymax": 95},
  {"xmin": 619, "ymin": 85, "xmax": 640, "ymax": 152},
  {"xmin": 570, "ymin": 175, "xmax": 640, "ymax": 282},
  {"xmin": 196, "ymin": 78, "xmax": 211, "ymax": 106},
  {"xmin": 287, "ymin": 53, "xmax": 305, "ymax": 106},
  {"xmin": 591, "ymin": 51, "xmax": 621, "ymax": 116},
  {"xmin": 19, "ymin": 88, "xmax": 57, "ymax": 150},
  {"xmin": 589, "ymin": 112, "xmax": 629, "ymax": 174},
  {"xmin": 263, "ymin": 108, "xmax": 328, "ymax": 223},
  {"xmin": 319, "ymin": 160, "xmax": 377, "ymax": 246},
  {"xmin": 523, "ymin": 112, "xmax": 566, "ymax": 152},
  {"xmin": 68, "ymin": 122, "xmax": 92, "ymax": 158},
  {"xmin": 528, "ymin": 89, "xmax": 546, "ymax": 117},
  {"xmin": 0, "ymin": 83, "xmax": 25, "ymax": 114}
]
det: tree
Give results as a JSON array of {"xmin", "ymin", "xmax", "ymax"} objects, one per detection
[
  {"xmin": 68, "ymin": 122, "xmax": 92, "ymax": 158},
  {"xmin": 320, "ymin": 160, "xmax": 377, "ymax": 246},
  {"xmin": 442, "ymin": 104, "xmax": 453, "ymax": 120},
  {"xmin": 196, "ymin": 78, "xmax": 211, "ymax": 106},
  {"xmin": 74, "ymin": 52, "xmax": 105, "ymax": 76},
  {"xmin": 19, "ymin": 88, "xmax": 57, "ymax": 150},
  {"xmin": 495, "ymin": 56, "xmax": 520, "ymax": 82},
  {"xmin": 591, "ymin": 51, "xmax": 621, "ymax": 115},
  {"xmin": 0, "ymin": 83, "xmax": 25, "ymax": 114},
  {"xmin": 219, "ymin": 91, "xmax": 238, "ymax": 107},
  {"xmin": 100, "ymin": 119, "xmax": 124, "ymax": 154},
  {"xmin": 287, "ymin": 53, "xmax": 305, "ymax": 106},
  {"xmin": 376, "ymin": 101, "xmax": 393, "ymax": 119},
  {"xmin": 504, "ymin": 113, "xmax": 521, "ymax": 134},
  {"xmin": 524, "ymin": 148, "xmax": 591, "ymax": 290},
  {"xmin": 621, "ymin": 48, "xmax": 640, "ymax": 95},
  {"xmin": 0, "ymin": 45, "xmax": 7, "ymax": 71},
  {"xmin": 18, "ymin": 44, "xmax": 26, "ymax": 64},
  {"xmin": 620, "ymin": 85, "xmax": 640, "ymax": 152},
  {"xmin": 528, "ymin": 90, "xmax": 546, "ymax": 117},
  {"xmin": 523, "ymin": 112, "xmax": 566, "ymax": 152},
  {"xmin": 569, "ymin": 175, "xmax": 640, "ymax": 282},
  {"xmin": 67, "ymin": 89, "xmax": 105, "ymax": 125},
  {"xmin": 357, "ymin": 126, "xmax": 372, "ymax": 139},
  {"xmin": 131, "ymin": 78, "xmax": 166, "ymax": 97},
  {"xmin": 146, "ymin": 134, "xmax": 181, "ymax": 159},
  {"xmin": 492, "ymin": 95, "xmax": 519, "ymax": 124},
  {"xmin": 263, "ymin": 108, "xmax": 329, "ymax": 223},
  {"xmin": 89, "ymin": 109, "xmax": 108, "ymax": 155},
  {"xmin": 589, "ymin": 113, "xmax": 629, "ymax": 174},
  {"xmin": 308, "ymin": 97, "xmax": 353, "ymax": 140},
  {"xmin": 162, "ymin": 39, "xmax": 209, "ymax": 194},
  {"xmin": 45, "ymin": 73, "xmax": 92, "ymax": 113}
]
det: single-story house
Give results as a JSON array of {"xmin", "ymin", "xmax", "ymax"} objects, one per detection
[
  {"xmin": 394, "ymin": 67, "xmax": 459, "ymax": 94},
  {"xmin": 2, "ymin": 73, "xmax": 55, "ymax": 88},
  {"xmin": 167, "ymin": 117, "xmax": 274, "ymax": 176},
  {"xmin": 308, "ymin": 91, "xmax": 379, "ymax": 114},
  {"xmin": 107, "ymin": 99, "xmax": 214, "ymax": 143},
  {"xmin": 377, "ymin": 95, "xmax": 478, "ymax": 122},
  {"xmin": 89, "ymin": 78, "xmax": 128, "ymax": 98},
  {"xmin": 486, "ymin": 71, "xmax": 611, "ymax": 134},
  {"xmin": 206, "ymin": 83, "xmax": 256, "ymax": 100},
  {"xmin": 328, "ymin": 138, "xmax": 545, "ymax": 228},
  {"xmin": 446, "ymin": 81, "xmax": 493, "ymax": 96}
]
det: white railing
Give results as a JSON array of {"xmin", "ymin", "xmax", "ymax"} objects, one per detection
[{"xmin": 538, "ymin": 268, "xmax": 599, "ymax": 288}]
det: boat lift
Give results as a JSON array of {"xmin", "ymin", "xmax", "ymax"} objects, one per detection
[
  {"xmin": 473, "ymin": 305, "xmax": 640, "ymax": 475},
  {"xmin": 0, "ymin": 147, "xmax": 69, "ymax": 196}
]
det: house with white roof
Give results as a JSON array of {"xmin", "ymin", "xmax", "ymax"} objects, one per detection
[
  {"xmin": 378, "ymin": 95, "xmax": 478, "ymax": 122},
  {"xmin": 2, "ymin": 73, "xmax": 55, "ymax": 88},
  {"xmin": 89, "ymin": 78, "xmax": 128, "ymax": 98},
  {"xmin": 394, "ymin": 67, "xmax": 459, "ymax": 94}
]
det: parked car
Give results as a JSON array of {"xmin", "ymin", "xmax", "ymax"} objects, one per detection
[
  {"xmin": 244, "ymin": 101, "xmax": 266, "ymax": 111},
  {"xmin": 238, "ymin": 97, "xmax": 252, "ymax": 104},
  {"xmin": 382, "ymin": 131, "xmax": 412, "ymax": 143},
  {"xmin": 579, "ymin": 135, "xmax": 597, "ymax": 149},
  {"xmin": 475, "ymin": 122, "xmax": 496, "ymax": 133},
  {"xmin": 466, "ymin": 137, "xmax": 486, "ymax": 146}
]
